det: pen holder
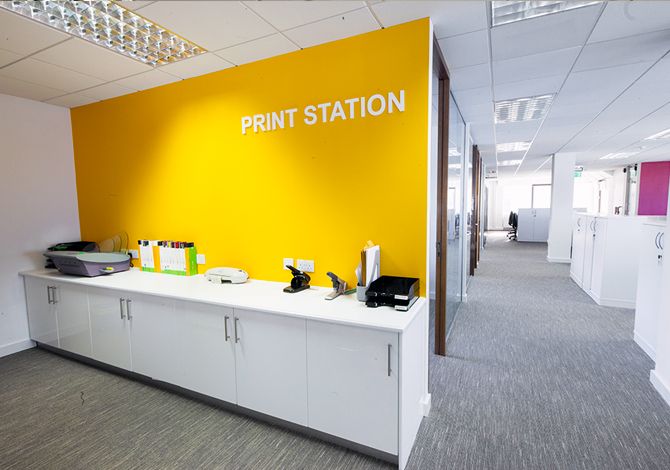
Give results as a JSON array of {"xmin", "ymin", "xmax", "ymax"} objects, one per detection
[{"xmin": 356, "ymin": 285, "xmax": 368, "ymax": 302}]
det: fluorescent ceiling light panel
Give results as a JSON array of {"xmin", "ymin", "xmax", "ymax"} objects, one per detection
[
  {"xmin": 491, "ymin": 1, "xmax": 600, "ymax": 27},
  {"xmin": 645, "ymin": 128, "xmax": 670, "ymax": 140},
  {"xmin": 600, "ymin": 152, "xmax": 635, "ymax": 160},
  {"xmin": 495, "ymin": 94, "xmax": 554, "ymax": 123},
  {"xmin": 496, "ymin": 141, "xmax": 531, "ymax": 153},
  {"xmin": 0, "ymin": 0, "xmax": 206, "ymax": 66},
  {"xmin": 497, "ymin": 159, "xmax": 523, "ymax": 167}
]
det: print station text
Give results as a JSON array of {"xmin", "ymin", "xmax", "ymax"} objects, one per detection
[{"xmin": 241, "ymin": 90, "xmax": 406, "ymax": 135}]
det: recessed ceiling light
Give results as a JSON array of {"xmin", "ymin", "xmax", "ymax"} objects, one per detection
[
  {"xmin": 491, "ymin": 1, "xmax": 600, "ymax": 27},
  {"xmin": 645, "ymin": 128, "xmax": 670, "ymax": 140},
  {"xmin": 497, "ymin": 141, "xmax": 531, "ymax": 153},
  {"xmin": 498, "ymin": 159, "xmax": 523, "ymax": 167},
  {"xmin": 600, "ymin": 152, "xmax": 635, "ymax": 160},
  {"xmin": 495, "ymin": 94, "xmax": 554, "ymax": 123},
  {"xmin": 0, "ymin": 0, "xmax": 206, "ymax": 66}
]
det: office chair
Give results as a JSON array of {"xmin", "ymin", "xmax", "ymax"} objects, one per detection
[{"xmin": 507, "ymin": 212, "xmax": 518, "ymax": 240}]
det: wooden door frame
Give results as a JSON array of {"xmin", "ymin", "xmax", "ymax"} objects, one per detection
[
  {"xmin": 434, "ymin": 39, "xmax": 450, "ymax": 357},
  {"xmin": 470, "ymin": 145, "xmax": 481, "ymax": 275}
]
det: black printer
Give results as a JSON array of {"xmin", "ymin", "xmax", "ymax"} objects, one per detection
[{"xmin": 365, "ymin": 275, "xmax": 420, "ymax": 311}]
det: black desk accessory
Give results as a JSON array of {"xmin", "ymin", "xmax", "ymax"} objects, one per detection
[
  {"xmin": 365, "ymin": 275, "xmax": 420, "ymax": 311},
  {"xmin": 283, "ymin": 265, "xmax": 311, "ymax": 293},
  {"xmin": 325, "ymin": 272, "xmax": 347, "ymax": 300}
]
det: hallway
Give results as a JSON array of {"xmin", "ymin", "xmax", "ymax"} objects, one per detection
[{"xmin": 409, "ymin": 232, "xmax": 670, "ymax": 469}]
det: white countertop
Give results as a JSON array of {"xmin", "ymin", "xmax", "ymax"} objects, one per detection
[{"xmin": 20, "ymin": 269, "xmax": 424, "ymax": 333}]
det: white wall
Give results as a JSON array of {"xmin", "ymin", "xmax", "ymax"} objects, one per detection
[
  {"xmin": 547, "ymin": 153, "xmax": 576, "ymax": 263},
  {"xmin": 0, "ymin": 93, "xmax": 80, "ymax": 357}
]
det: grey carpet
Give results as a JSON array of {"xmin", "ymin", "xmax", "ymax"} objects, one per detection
[{"xmin": 2, "ymin": 232, "xmax": 670, "ymax": 469}]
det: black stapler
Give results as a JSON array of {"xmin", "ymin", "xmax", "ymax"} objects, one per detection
[{"xmin": 283, "ymin": 265, "xmax": 311, "ymax": 293}]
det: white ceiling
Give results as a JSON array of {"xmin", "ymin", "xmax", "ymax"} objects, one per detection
[{"xmin": 1, "ymin": 1, "xmax": 669, "ymax": 176}]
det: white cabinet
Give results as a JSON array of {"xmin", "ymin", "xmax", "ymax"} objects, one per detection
[
  {"xmin": 306, "ymin": 320, "xmax": 399, "ymax": 454},
  {"xmin": 571, "ymin": 215, "xmax": 642, "ymax": 308},
  {"xmin": 177, "ymin": 300, "xmax": 237, "ymax": 403},
  {"xmin": 24, "ymin": 278, "xmax": 90, "ymax": 355},
  {"xmin": 517, "ymin": 208, "xmax": 550, "ymax": 242},
  {"xmin": 128, "ymin": 293, "xmax": 181, "ymax": 385},
  {"xmin": 570, "ymin": 213, "xmax": 588, "ymax": 287},
  {"xmin": 89, "ymin": 287, "xmax": 132, "ymax": 370},
  {"xmin": 24, "ymin": 277, "xmax": 58, "ymax": 347},
  {"xmin": 233, "ymin": 308, "xmax": 308, "ymax": 426},
  {"xmin": 634, "ymin": 223, "xmax": 665, "ymax": 360},
  {"xmin": 52, "ymin": 283, "xmax": 91, "ymax": 357}
]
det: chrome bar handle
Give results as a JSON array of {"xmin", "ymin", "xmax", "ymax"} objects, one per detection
[
  {"xmin": 126, "ymin": 299, "xmax": 132, "ymax": 320},
  {"xmin": 47, "ymin": 286, "xmax": 53, "ymax": 304},
  {"xmin": 224, "ymin": 315, "xmax": 230, "ymax": 341},
  {"xmin": 119, "ymin": 298, "xmax": 126, "ymax": 319},
  {"xmin": 51, "ymin": 286, "xmax": 58, "ymax": 304},
  {"xmin": 234, "ymin": 317, "xmax": 240, "ymax": 343},
  {"xmin": 387, "ymin": 344, "xmax": 392, "ymax": 377}
]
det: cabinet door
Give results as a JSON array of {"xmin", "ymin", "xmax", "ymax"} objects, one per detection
[
  {"xmin": 306, "ymin": 321, "xmax": 399, "ymax": 454},
  {"xmin": 129, "ymin": 294, "xmax": 180, "ymax": 384},
  {"xmin": 89, "ymin": 288, "xmax": 132, "ymax": 370},
  {"xmin": 533, "ymin": 209, "xmax": 550, "ymax": 242},
  {"xmin": 634, "ymin": 227, "xmax": 664, "ymax": 357},
  {"xmin": 583, "ymin": 217, "xmax": 596, "ymax": 292},
  {"xmin": 53, "ymin": 283, "xmax": 91, "ymax": 357},
  {"xmin": 570, "ymin": 215, "xmax": 586, "ymax": 285},
  {"xmin": 176, "ymin": 301, "xmax": 237, "ymax": 403},
  {"xmin": 24, "ymin": 277, "xmax": 58, "ymax": 347},
  {"xmin": 234, "ymin": 308, "xmax": 307, "ymax": 425},
  {"xmin": 589, "ymin": 217, "xmax": 608, "ymax": 297}
]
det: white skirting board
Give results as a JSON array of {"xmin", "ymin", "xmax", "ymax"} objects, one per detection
[
  {"xmin": 0, "ymin": 339, "xmax": 35, "ymax": 358},
  {"xmin": 651, "ymin": 370, "xmax": 670, "ymax": 408},
  {"xmin": 633, "ymin": 332, "xmax": 656, "ymax": 362},
  {"xmin": 420, "ymin": 393, "xmax": 431, "ymax": 416},
  {"xmin": 587, "ymin": 290, "xmax": 635, "ymax": 310},
  {"xmin": 547, "ymin": 256, "xmax": 571, "ymax": 264}
]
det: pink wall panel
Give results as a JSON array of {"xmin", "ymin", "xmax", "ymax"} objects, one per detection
[{"xmin": 638, "ymin": 161, "xmax": 670, "ymax": 216}]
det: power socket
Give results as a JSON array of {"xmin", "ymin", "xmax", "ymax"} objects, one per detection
[
  {"xmin": 196, "ymin": 254, "xmax": 206, "ymax": 265},
  {"xmin": 128, "ymin": 249, "xmax": 139, "ymax": 259},
  {"xmin": 297, "ymin": 259, "xmax": 314, "ymax": 273},
  {"xmin": 283, "ymin": 258, "xmax": 294, "ymax": 270}
]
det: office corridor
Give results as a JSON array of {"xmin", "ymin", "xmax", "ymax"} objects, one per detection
[{"xmin": 408, "ymin": 231, "xmax": 670, "ymax": 469}]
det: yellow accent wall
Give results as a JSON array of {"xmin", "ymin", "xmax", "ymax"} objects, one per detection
[{"xmin": 71, "ymin": 19, "xmax": 430, "ymax": 291}]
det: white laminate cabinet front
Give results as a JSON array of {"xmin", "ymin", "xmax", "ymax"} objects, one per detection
[
  {"xmin": 233, "ymin": 308, "xmax": 308, "ymax": 426},
  {"xmin": 89, "ymin": 288, "xmax": 132, "ymax": 370},
  {"xmin": 53, "ymin": 283, "xmax": 91, "ymax": 357},
  {"xmin": 306, "ymin": 320, "xmax": 399, "ymax": 454},
  {"xmin": 634, "ymin": 225, "xmax": 664, "ymax": 359},
  {"xmin": 129, "ymin": 294, "xmax": 181, "ymax": 384},
  {"xmin": 24, "ymin": 277, "xmax": 58, "ymax": 347},
  {"xmin": 176, "ymin": 300, "xmax": 237, "ymax": 403},
  {"xmin": 570, "ymin": 214, "xmax": 587, "ymax": 286},
  {"xmin": 589, "ymin": 217, "xmax": 608, "ymax": 298},
  {"xmin": 583, "ymin": 217, "xmax": 596, "ymax": 292}
]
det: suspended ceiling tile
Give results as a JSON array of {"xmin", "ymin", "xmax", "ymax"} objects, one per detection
[
  {"xmin": 0, "ymin": 58, "xmax": 103, "ymax": 93},
  {"xmin": 437, "ymin": 29, "xmax": 489, "ymax": 69},
  {"xmin": 493, "ymin": 46, "xmax": 580, "ymax": 85},
  {"xmin": 244, "ymin": 1, "xmax": 365, "ymax": 31},
  {"xmin": 79, "ymin": 82, "xmax": 136, "ymax": 101},
  {"xmin": 371, "ymin": 1, "xmax": 487, "ymax": 39},
  {"xmin": 589, "ymin": 1, "xmax": 670, "ymax": 43},
  {"xmin": 115, "ymin": 69, "xmax": 181, "ymax": 91},
  {"xmin": 158, "ymin": 53, "xmax": 234, "ymax": 80},
  {"xmin": 493, "ymin": 75, "xmax": 565, "ymax": 101},
  {"xmin": 32, "ymin": 38, "xmax": 152, "ymax": 81},
  {"xmin": 0, "ymin": 75, "xmax": 66, "ymax": 101},
  {"xmin": 449, "ymin": 63, "xmax": 491, "ymax": 92},
  {"xmin": 283, "ymin": 8, "xmax": 379, "ymax": 49},
  {"xmin": 138, "ymin": 1, "xmax": 276, "ymax": 51},
  {"xmin": 491, "ymin": 4, "xmax": 602, "ymax": 61},
  {"xmin": 574, "ymin": 29, "xmax": 670, "ymax": 72},
  {"xmin": 45, "ymin": 92, "xmax": 100, "ymax": 108},
  {"xmin": 0, "ymin": 48, "xmax": 21, "ymax": 67},
  {"xmin": 0, "ymin": 9, "xmax": 70, "ymax": 55},
  {"xmin": 216, "ymin": 34, "xmax": 298, "ymax": 66},
  {"xmin": 495, "ymin": 120, "xmax": 542, "ymax": 143}
]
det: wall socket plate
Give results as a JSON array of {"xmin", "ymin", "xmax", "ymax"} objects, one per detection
[
  {"xmin": 128, "ymin": 249, "xmax": 139, "ymax": 259},
  {"xmin": 283, "ymin": 258, "xmax": 294, "ymax": 270},
  {"xmin": 297, "ymin": 259, "xmax": 314, "ymax": 273},
  {"xmin": 196, "ymin": 254, "xmax": 206, "ymax": 265}
]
